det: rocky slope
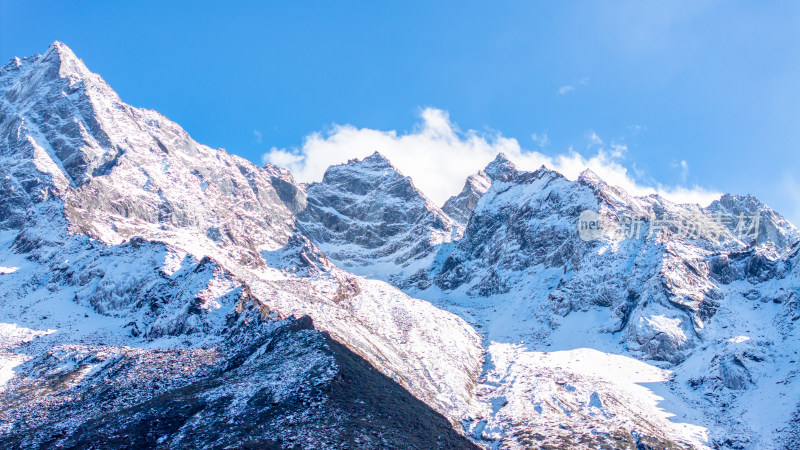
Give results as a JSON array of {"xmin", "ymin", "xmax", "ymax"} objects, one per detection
[
  {"xmin": 1, "ymin": 314, "xmax": 477, "ymax": 449},
  {"xmin": 441, "ymin": 153, "xmax": 519, "ymax": 226}
]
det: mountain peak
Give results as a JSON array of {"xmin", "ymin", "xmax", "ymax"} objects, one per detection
[
  {"xmin": 300, "ymin": 148, "xmax": 461, "ymax": 278},
  {"xmin": 577, "ymin": 168, "xmax": 602, "ymax": 184},
  {"xmin": 484, "ymin": 152, "xmax": 518, "ymax": 181},
  {"xmin": 39, "ymin": 41, "xmax": 91, "ymax": 79},
  {"xmin": 43, "ymin": 41, "xmax": 77, "ymax": 60},
  {"xmin": 1, "ymin": 55, "xmax": 23, "ymax": 72},
  {"xmin": 359, "ymin": 151, "xmax": 394, "ymax": 167},
  {"xmin": 489, "ymin": 152, "xmax": 512, "ymax": 165},
  {"xmin": 1, "ymin": 41, "xmax": 100, "ymax": 93},
  {"xmin": 334, "ymin": 151, "xmax": 399, "ymax": 177},
  {"xmin": 47, "ymin": 40, "xmax": 71, "ymax": 55},
  {"xmin": 317, "ymin": 151, "xmax": 407, "ymax": 193}
]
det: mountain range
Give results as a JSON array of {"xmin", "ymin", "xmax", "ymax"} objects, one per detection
[{"xmin": 1, "ymin": 42, "xmax": 799, "ymax": 449}]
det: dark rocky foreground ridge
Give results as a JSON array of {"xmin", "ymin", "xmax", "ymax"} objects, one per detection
[
  {"xmin": 1, "ymin": 316, "xmax": 477, "ymax": 449},
  {"xmin": 2, "ymin": 42, "xmax": 800, "ymax": 449}
]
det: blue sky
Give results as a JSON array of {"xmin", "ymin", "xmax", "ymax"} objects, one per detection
[{"xmin": 2, "ymin": 1, "xmax": 799, "ymax": 222}]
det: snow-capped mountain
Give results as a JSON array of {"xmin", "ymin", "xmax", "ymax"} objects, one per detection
[
  {"xmin": 441, "ymin": 153, "xmax": 518, "ymax": 225},
  {"xmin": 297, "ymin": 151, "xmax": 462, "ymax": 282},
  {"xmin": 429, "ymin": 164, "xmax": 798, "ymax": 361},
  {"xmin": 418, "ymin": 164, "xmax": 800, "ymax": 447},
  {"xmin": 285, "ymin": 147, "xmax": 800, "ymax": 447},
  {"xmin": 2, "ymin": 41, "xmax": 800, "ymax": 449},
  {"xmin": 0, "ymin": 42, "xmax": 481, "ymax": 448}
]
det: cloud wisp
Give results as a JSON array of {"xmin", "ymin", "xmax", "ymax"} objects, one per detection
[
  {"xmin": 262, "ymin": 108, "xmax": 721, "ymax": 207},
  {"xmin": 557, "ymin": 78, "xmax": 588, "ymax": 96},
  {"xmin": 531, "ymin": 132, "xmax": 550, "ymax": 148},
  {"xmin": 557, "ymin": 85, "xmax": 575, "ymax": 95},
  {"xmin": 671, "ymin": 159, "xmax": 690, "ymax": 182}
]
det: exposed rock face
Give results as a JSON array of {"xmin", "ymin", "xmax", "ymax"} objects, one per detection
[
  {"xmin": 264, "ymin": 163, "xmax": 308, "ymax": 214},
  {"xmin": 441, "ymin": 153, "xmax": 518, "ymax": 224},
  {"xmin": 442, "ymin": 171, "xmax": 490, "ymax": 224},
  {"xmin": 707, "ymin": 193, "xmax": 800, "ymax": 249},
  {"xmin": 297, "ymin": 151, "xmax": 462, "ymax": 279}
]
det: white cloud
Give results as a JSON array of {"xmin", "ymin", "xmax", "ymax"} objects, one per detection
[
  {"xmin": 262, "ymin": 107, "xmax": 721, "ymax": 207},
  {"xmin": 588, "ymin": 131, "xmax": 604, "ymax": 147},
  {"xmin": 264, "ymin": 146, "xmax": 302, "ymax": 167},
  {"xmin": 671, "ymin": 159, "xmax": 689, "ymax": 182},
  {"xmin": 558, "ymin": 79, "xmax": 588, "ymax": 96},
  {"xmin": 680, "ymin": 160, "xmax": 689, "ymax": 181},
  {"xmin": 557, "ymin": 85, "xmax": 575, "ymax": 95},
  {"xmin": 628, "ymin": 124, "xmax": 646, "ymax": 134},
  {"xmin": 531, "ymin": 132, "xmax": 549, "ymax": 148},
  {"xmin": 253, "ymin": 129, "xmax": 263, "ymax": 144}
]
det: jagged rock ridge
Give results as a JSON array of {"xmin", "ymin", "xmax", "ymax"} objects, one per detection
[{"xmin": 441, "ymin": 153, "xmax": 518, "ymax": 224}]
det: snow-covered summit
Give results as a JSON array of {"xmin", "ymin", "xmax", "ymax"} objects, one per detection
[
  {"xmin": 442, "ymin": 153, "xmax": 520, "ymax": 224},
  {"xmin": 345, "ymin": 150, "xmax": 397, "ymax": 171},
  {"xmin": 483, "ymin": 152, "xmax": 518, "ymax": 181},
  {"xmin": 40, "ymin": 41, "xmax": 96, "ymax": 80},
  {"xmin": 297, "ymin": 151, "xmax": 462, "ymax": 280},
  {"xmin": 708, "ymin": 193, "xmax": 799, "ymax": 248}
]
